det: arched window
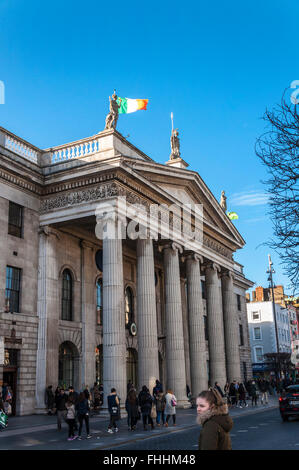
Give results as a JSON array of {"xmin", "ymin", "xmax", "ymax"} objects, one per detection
[
  {"xmin": 61, "ymin": 269, "xmax": 73, "ymax": 321},
  {"xmin": 96, "ymin": 278, "xmax": 103, "ymax": 325},
  {"xmin": 125, "ymin": 287, "xmax": 134, "ymax": 326}
]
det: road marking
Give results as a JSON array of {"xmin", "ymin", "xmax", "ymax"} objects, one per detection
[
  {"xmin": 237, "ymin": 430, "xmax": 248, "ymax": 433},
  {"xmin": 249, "ymin": 426, "xmax": 259, "ymax": 429},
  {"xmin": 259, "ymin": 423, "xmax": 269, "ymax": 426}
]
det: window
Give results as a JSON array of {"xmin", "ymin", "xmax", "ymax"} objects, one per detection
[
  {"xmin": 252, "ymin": 311, "xmax": 260, "ymax": 321},
  {"xmin": 255, "ymin": 347, "xmax": 264, "ymax": 362},
  {"xmin": 254, "ymin": 327, "xmax": 261, "ymax": 340},
  {"xmin": 239, "ymin": 324, "xmax": 244, "ymax": 346},
  {"xmin": 96, "ymin": 278, "xmax": 103, "ymax": 325},
  {"xmin": 8, "ymin": 201, "xmax": 23, "ymax": 238},
  {"xmin": 61, "ymin": 269, "xmax": 73, "ymax": 321},
  {"xmin": 201, "ymin": 281, "xmax": 206, "ymax": 299},
  {"xmin": 125, "ymin": 287, "xmax": 134, "ymax": 326},
  {"xmin": 204, "ymin": 315, "xmax": 208, "ymax": 340},
  {"xmin": 6, "ymin": 266, "xmax": 21, "ymax": 313},
  {"xmin": 236, "ymin": 294, "xmax": 241, "ymax": 311}
]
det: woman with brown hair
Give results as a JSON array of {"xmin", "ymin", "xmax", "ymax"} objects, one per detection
[
  {"xmin": 125, "ymin": 388, "xmax": 139, "ymax": 431},
  {"xmin": 196, "ymin": 388, "xmax": 233, "ymax": 450}
]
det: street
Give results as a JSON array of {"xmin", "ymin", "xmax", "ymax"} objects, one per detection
[{"xmin": 1, "ymin": 400, "xmax": 298, "ymax": 450}]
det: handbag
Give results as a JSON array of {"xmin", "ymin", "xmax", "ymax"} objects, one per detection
[
  {"xmin": 151, "ymin": 404, "xmax": 157, "ymax": 419},
  {"xmin": 0, "ymin": 410, "xmax": 8, "ymax": 428},
  {"xmin": 171, "ymin": 396, "xmax": 177, "ymax": 407}
]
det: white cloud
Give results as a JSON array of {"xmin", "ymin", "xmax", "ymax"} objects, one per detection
[{"xmin": 229, "ymin": 191, "xmax": 269, "ymax": 207}]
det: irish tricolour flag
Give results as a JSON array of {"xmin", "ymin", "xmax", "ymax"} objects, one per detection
[{"xmin": 117, "ymin": 97, "xmax": 148, "ymax": 114}]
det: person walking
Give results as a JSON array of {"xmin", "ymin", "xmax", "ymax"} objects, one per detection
[
  {"xmin": 138, "ymin": 386, "xmax": 154, "ymax": 430},
  {"xmin": 92, "ymin": 383, "xmax": 101, "ymax": 414},
  {"xmin": 238, "ymin": 382, "xmax": 248, "ymax": 408},
  {"xmin": 259, "ymin": 379, "xmax": 269, "ymax": 405},
  {"xmin": 125, "ymin": 388, "xmax": 139, "ymax": 431},
  {"xmin": 164, "ymin": 389, "xmax": 177, "ymax": 427},
  {"xmin": 250, "ymin": 380, "xmax": 258, "ymax": 406},
  {"xmin": 107, "ymin": 388, "xmax": 121, "ymax": 433},
  {"xmin": 155, "ymin": 390, "xmax": 166, "ymax": 426},
  {"xmin": 224, "ymin": 382, "xmax": 231, "ymax": 406},
  {"xmin": 68, "ymin": 386, "xmax": 79, "ymax": 431},
  {"xmin": 229, "ymin": 382, "xmax": 237, "ymax": 407},
  {"xmin": 55, "ymin": 388, "xmax": 67, "ymax": 431},
  {"xmin": 197, "ymin": 388, "xmax": 233, "ymax": 450},
  {"xmin": 65, "ymin": 398, "xmax": 77, "ymax": 441},
  {"xmin": 153, "ymin": 380, "xmax": 163, "ymax": 399},
  {"xmin": 76, "ymin": 392, "xmax": 92, "ymax": 440},
  {"xmin": 45, "ymin": 385, "xmax": 55, "ymax": 415}
]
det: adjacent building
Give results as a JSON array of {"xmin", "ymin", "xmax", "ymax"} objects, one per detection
[
  {"xmin": 246, "ymin": 300, "xmax": 292, "ymax": 379},
  {"xmin": 0, "ymin": 124, "xmax": 253, "ymax": 415}
]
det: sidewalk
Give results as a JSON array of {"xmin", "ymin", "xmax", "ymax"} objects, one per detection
[{"xmin": 0, "ymin": 395, "xmax": 279, "ymax": 450}]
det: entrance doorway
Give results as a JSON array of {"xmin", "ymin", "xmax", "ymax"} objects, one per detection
[
  {"xmin": 126, "ymin": 348, "xmax": 138, "ymax": 390},
  {"xmin": 58, "ymin": 342, "xmax": 80, "ymax": 390},
  {"xmin": 3, "ymin": 348, "xmax": 18, "ymax": 416}
]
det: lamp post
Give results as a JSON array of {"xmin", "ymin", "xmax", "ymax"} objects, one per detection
[{"xmin": 267, "ymin": 254, "xmax": 281, "ymax": 380}]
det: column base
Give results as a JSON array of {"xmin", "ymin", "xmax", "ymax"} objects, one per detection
[
  {"xmin": 34, "ymin": 407, "xmax": 48, "ymax": 415},
  {"xmin": 176, "ymin": 399, "xmax": 191, "ymax": 409}
]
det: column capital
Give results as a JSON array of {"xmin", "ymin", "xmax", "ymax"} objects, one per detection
[
  {"xmin": 184, "ymin": 251, "xmax": 203, "ymax": 264},
  {"xmin": 38, "ymin": 225, "xmax": 61, "ymax": 240},
  {"xmin": 220, "ymin": 269, "xmax": 235, "ymax": 281},
  {"xmin": 158, "ymin": 242, "xmax": 183, "ymax": 254},
  {"xmin": 202, "ymin": 261, "xmax": 221, "ymax": 273}
]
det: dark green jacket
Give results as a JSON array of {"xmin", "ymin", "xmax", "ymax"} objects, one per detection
[{"xmin": 198, "ymin": 413, "xmax": 233, "ymax": 450}]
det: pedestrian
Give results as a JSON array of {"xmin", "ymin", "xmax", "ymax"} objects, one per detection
[
  {"xmin": 0, "ymin": 395, "xmax": 8, "ymax": 431},
  {"xmin": 138, "ymin": 385, "xmax": 154, "ymax": 430},
  {"xmin": 92, "ymin": 383, "xmax": 101, "ymax": 413},
  {"xmin": 250, "ymin": 381, "xmax": 258, "ymax": 406},
  {"xmin": 83, "ymin": 385, "xmax": 90, "ymax": 401},
  {"xmin": 55, "ymin": 388, "xmax": 67, "ymax": 431},
  {"xmin": 229, "ymin": 381, "xmax": 237, "ymax": 407},
  {"xmin": 76, "ymin": 392, "xmax": 92, "ymax": 440},
  {"xmin": 68, "ymin": 386, "xmax": 79, "ymax": 431},
  {"xmin": 107, "ymin": 388, "xmax": 121, "ymax": 433},
  {"xmin": 197, "ymin": 388, "xmax": 233, "ymax": 450},
  {"xmin": 65, "ymin": 398, "xmax": 77, "ymax": 441},
  {"xmin": 127, "ymin": 380, "xmax": 134, "ymax": 394},
  {"xmin": 45, "ymin": 385, "xmax": 55, "ymax": 415},
  {"xmin": 214, "ymin": 382, "xmax": 224, "ymax": 397},
  {"xmin": 259, "ymin": 379, "xmax": 269, "ymax": 405},
  {"xmin": 153, "ymin": 380, "xmax": 163, "ymax": 399},
  {"xmin": 224, "ymin": 382, "xmax": 231, "ymax": 406},
  {"xmin": 125, "ymin": 388, "xmax": 139, "ymax": 431},
  {"xmin": 155, "ymin": 390, "xmax": 166, "ymax": 426},
  {"xmin": 238, "ymin": 382, "xmax": 248, "ymax": 408},
  {"xmin": 164, "ymin": 389, "xmax": 177, "ymax": 427}
]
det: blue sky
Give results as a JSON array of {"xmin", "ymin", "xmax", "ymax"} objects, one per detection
[{"xmin": 0, "ymin": 0, "xmax": 297, "ymax": 294}]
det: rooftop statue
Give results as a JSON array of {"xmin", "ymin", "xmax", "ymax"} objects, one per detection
[
  {"xmin": 220, "ymin": 190, "xmax": 227, "ymax": 211},
  {"xmin": 170, "ymin": 128, "xmax": 180, "ymax": 159},
  {"xmin": 105, "ymin": 91, "xmax": 120, "ymax": 130}
]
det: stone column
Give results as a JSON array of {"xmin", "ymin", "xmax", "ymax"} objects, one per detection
[
  {"xmin": 186, "ymin": 254, "xmax": 208, "ymax": 396},
  {"xmin": 222, "ymin": 271, "xmax": 241, "ymax": 382},
  {"xmin": 80, "ymin": 240, "xmax": 97, "ymax": 390},
  {"xmin": 137, "ymin": 238, "xmax": 159, "ymax": 393},
  {"xmin": 36, "ymin": 226, "xmax": 60, "ymax": 411},
  {"xmin": 161, "ymin": 243, "xmax": 188, "ymax": 406},
  {"xmin": 101, "ymin": 215, "xmax": 126, "ymax": 406},
  {"xmin": 205, "ymin": 262, "xmax": 227, "ymax": 388}
]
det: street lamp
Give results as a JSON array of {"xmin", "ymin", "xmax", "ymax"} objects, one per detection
[{"xmin": 266, "ymin": 254, "xmax": 281, "ymax": 380}]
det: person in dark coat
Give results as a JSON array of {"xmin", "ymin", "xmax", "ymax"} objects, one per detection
[
  {"xmin": 125, "ymin": 389, "xmax": 139, "ymax": 431},
  {"xmin": 75, "ymin": 392, "xmax": 91, "ymax": 439},
  {"xmin": 45, "ymin": 385, "xmax": 55, "ymax": 415},
  {"xmin": 55, "ymin": 388, "xmax": 67, "ymax": 430},
  {"xmin": 138, "ymin": 385, "xmax": 154, "ymax": 430},
  {"xmin": 107, "ymin": 388, "xmax": 121, "ymax": 433},
  {"xmin": 153, "ymin": 380, "xmax": 163, "ymax": 399},
  {"xmin": 250, "ymin": 381, "xmax": 258, "ymax": 406},
  {"xmin": 197, "ymin": 388, "xmax": 233, "ymax": 450},
  {"xmin": 238, "ymin": 382, "xmax": 248, "ymax": 408}
]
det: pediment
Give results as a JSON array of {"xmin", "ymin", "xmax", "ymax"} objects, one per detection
[{"xmin": 123, "ymin": 162, "xmax": 245, "ymax": 249}]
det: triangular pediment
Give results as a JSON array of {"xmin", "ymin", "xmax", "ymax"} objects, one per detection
[{"xmin": 121, "ymin": 159, "xmax": 245, "ymax": 250}]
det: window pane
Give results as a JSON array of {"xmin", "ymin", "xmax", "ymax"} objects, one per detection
[
  {"xmin": 5, "ymin": 266, "xmax": 21, "ymax": 312},
  {"xmin": 61, "ymin": 270, "xmax": 72, "ymax": 321},
  {"xmin": 8, "ymin": 202, "xmax": 23, "ymax": 238}
]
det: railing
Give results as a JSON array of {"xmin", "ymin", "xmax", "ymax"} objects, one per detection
[
  {"xmin": 51, "ymin": 135, "xmax": 102, "ymax": 163},
  {"xmin": 1, "ymin": 129, "xmax": 40, "ymax": 164}
]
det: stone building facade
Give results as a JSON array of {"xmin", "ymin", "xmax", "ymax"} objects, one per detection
[{"xmin": 0, "ymin": 126, "xmax": 253, "ymax": 415}]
